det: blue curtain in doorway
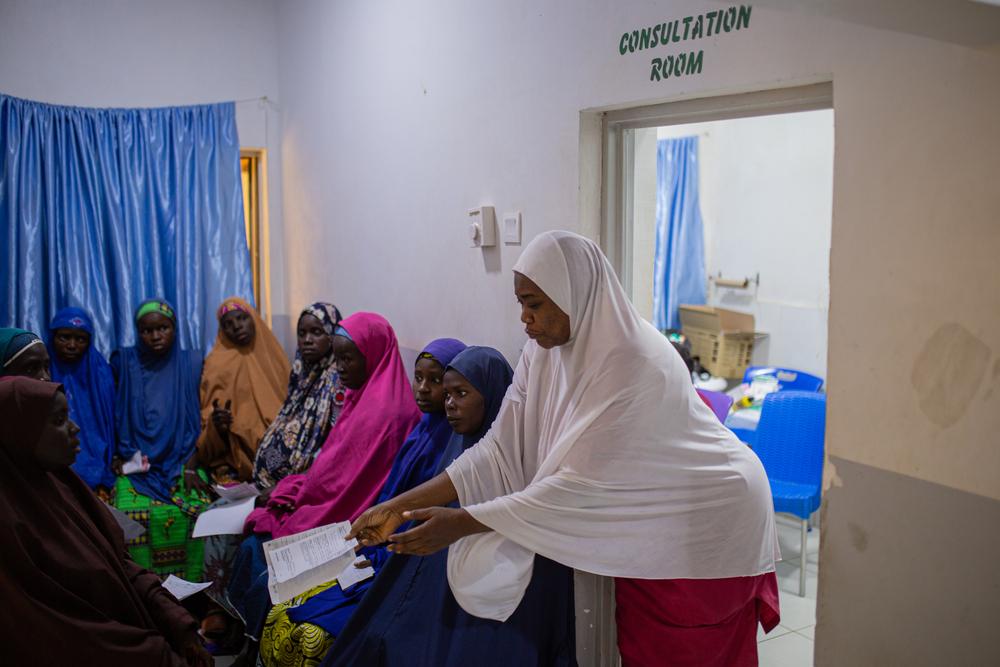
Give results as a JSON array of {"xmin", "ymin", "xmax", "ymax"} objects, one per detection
[
  {"xmin": 652, "ymin": 136, "xmax": 706, "ymax": 330},
  {"xmin": 0, "ymin": 93, "xmax": 253, "ymax": 355}
]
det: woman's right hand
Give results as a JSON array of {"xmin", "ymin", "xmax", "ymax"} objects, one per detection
[
  {"xmin": 211, "ymin": 399, "xmax": 233, "ymax": 437},
  {"xmin": 183, "ymin": 468, "xmax": 215, "ymax": 499},
  {"xmin": 347, "ymin": 503, "xmax": 406, "ymax": 547}
]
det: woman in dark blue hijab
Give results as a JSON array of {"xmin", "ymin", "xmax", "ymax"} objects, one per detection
[
  {"xmin": 321, "ymin": 346, "xmax": 577, "ymax": 667},
  {"xmin": 247, "ymin": 338, "xmax": 467, "ymax": 667},
  {"xmin": 46, "ymin": 307, "xmax": 117, "ymax": 492}
]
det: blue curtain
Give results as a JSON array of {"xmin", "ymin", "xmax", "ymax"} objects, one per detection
[
  {"xmin": 0, "ymin": 94, "xmax": 253, "ymax": 356},
  {"xmin": 652, "ymin": 136, "xmax": 706, "ymax": 330}
]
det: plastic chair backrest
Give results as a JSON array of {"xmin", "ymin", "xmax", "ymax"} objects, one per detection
[
  {"xmin": 743, "ymin": 366, "xmax": 824, "ymax": 393},
  {"xmin": 696, "ymin": 388, "xmax": 733, "ymax": 423},
  {"xmin": 752, "ymin": 391, "xmax": 826, "ymax": 487}
]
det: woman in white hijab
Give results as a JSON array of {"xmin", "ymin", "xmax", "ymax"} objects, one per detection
[{"xmin": 349, "ymin": 230, "xmax": 780, "ymax": 666}]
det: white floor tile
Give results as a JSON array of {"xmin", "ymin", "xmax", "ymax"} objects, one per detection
[
  {"xmin": 774, "ymin": 516, "xmax": 820, "ymax": 562},
  {"xmin": 758, "ymin": 623, "xmax": 794, "ymax": 642},
  {"xmin": 776, "ymin": 585, "xmax": 817, "ymax": 630},
  {"xmin": 775, "ymin": 560, "xmax": 819, "ymax": 599},
  {"xmin": 757, "ymin": 630, "xmax": 814, "ymax": 667},
  {"xmin": 796, "ymin": 625, "xmax": 815, "ymax": 640}
]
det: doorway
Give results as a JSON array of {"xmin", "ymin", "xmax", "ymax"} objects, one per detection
[{"xmin": 598, "ymin": 82, "xmax": 833, "ymax": 665}]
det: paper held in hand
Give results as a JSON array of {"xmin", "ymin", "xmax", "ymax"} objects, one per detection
[
  {"xmin": 263, "ymin": 522, "xmax": 360, "ymax": 605},
  {"xmin": 162, "ymin": 575, "xmax": 213, "ymax": 601},
  {"xmin": 191, "ymin": 496, "xmax": 257, "ymax": 538},
  {"xmin": 120, "ymin": 450, "xmax": 150, "ymax": 475},
  {"xmin": 213, "ymin": 482, "xmax": 260, "ymax": 502}
]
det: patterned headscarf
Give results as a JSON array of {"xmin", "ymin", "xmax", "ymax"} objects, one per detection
[{"xmin": 252, "ymin": 302, "xmax": 345, "ymax": 488}]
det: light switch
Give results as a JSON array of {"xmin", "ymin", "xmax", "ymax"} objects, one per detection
[
  {"xmin": 503, "ymin": 212, "xmax": 521, "ymax": 244},
  {"xmin": 467, "ymin": 206, "xmax": 496, "ymax": 247}
]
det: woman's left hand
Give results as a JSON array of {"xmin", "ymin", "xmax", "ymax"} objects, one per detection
[{"xmin": 387, "ymin": 507, "xmax": 485, "ymax": 556}]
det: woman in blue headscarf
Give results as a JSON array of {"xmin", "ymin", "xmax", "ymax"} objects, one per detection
[
  {"xmin": 248, "ymin": 338, "xmax": 467, "ymax": 667},
  {"xmin": 322, "ymin": 347, "xmax": 576, "ymax": 667},
  {"xmin": 111, "ymin": 299, "xmax": 208, "ymax": 580},
  {"xmin": 45, "ymin": 307, "xmax": 117, "ymax": 494}
]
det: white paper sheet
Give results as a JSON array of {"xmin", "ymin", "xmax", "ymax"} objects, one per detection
[
  {"xmin": 120, "ymin": 450, "xmax": 149, "ymax": 475},
  {"xmin": 263, "ymin": 522, "xmax": 357, "ymax": 605},
  {"xmin": 214, "ymin": 482, "xmax": 260, "ymax": 502},
  {"xmin": 268, "ymin": 522, "xmax": 352, "ymax": 583},
  {"xmin": 191, "ymin": 496, "xmax": 257, "ymax": 538},
  {"xmin": 103, "ymin": 502, "xmax": 147, "ymax": 541},
  {"xmin": 336, "ymin": 555, "xmax": 375, "ymax": 590},
  {"xmin": 162, "ymin": 575, "xmax": 212, "ymax": 601}
]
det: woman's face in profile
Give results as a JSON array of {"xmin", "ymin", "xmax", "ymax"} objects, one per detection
[
  {"xmin": 514, "ymin": 272, "xmax": 570, "ymax": 349},
  {"xmin": 34, "ymin": 391, "xmax": 81, "ymax": 470}
]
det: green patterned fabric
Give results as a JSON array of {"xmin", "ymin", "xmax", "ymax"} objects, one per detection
[{"xmin": 112, "ymin": 472, "xmax": 210, "ymax": 580}]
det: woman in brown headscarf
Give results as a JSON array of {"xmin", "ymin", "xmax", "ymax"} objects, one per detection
[
  {"xmin": 185, "ymin": 297, "xmax": 290, "ymax": 490},
  {"xmin": 0, "ymin": 376, "xmax": 212, "ymax": 666}
]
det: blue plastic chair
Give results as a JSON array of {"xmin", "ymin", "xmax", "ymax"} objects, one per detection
[
  {"xmin": 743, "ymin": 366, "xmax": 824, "ymax": 393},
  {"xmin": 752, "ymin": 391, "xmax": 826, "ymax": 596}
]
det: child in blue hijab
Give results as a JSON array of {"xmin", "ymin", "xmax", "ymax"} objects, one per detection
[{"xmin": 46, "ymin": 307, "xmax": 117, "ymax": 492}]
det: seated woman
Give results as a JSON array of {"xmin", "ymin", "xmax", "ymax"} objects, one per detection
[
  {"xmin": 187, "ymin": 297, "xmax": 290, "ymax": 635},
  {"xmin": 189, "ymin": 297, "xmax": 290, "ymax": 486},
  {"xmin": 0, "ymin": 376, "xmax": 212, "ymax": 667},
  {"xmin": 253, "ymin": 302, "xmax": 345, "ymax": 489},
  {"xmin": 227, "ymin": 312, "xmax": 420, "ymax": 654},
  {"xmin": 323, "ymin": 346, "xmax": 576, "ymax": 666},
  {"xmin": 45, "ymin": 307, "xmax": 117, "ymax": 497},
  {"xmin": 112, "ymin": 299, "xmax": 208, "ymax": 580},
  {"xmin": 0, "ymin": 327, "xmax": 51, "ymax": 380},
  {"xmin": 258, "ymin": 337, "xmax": 467, "ymax": 667}
]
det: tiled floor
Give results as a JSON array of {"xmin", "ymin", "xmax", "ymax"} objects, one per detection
[
  {"xmin": 758, "ymin": 516, "xmax": 820, "ymax": 667},
  {"xmin": 215, "ymin": 516, "xmax": 821, "ymax": 667}
]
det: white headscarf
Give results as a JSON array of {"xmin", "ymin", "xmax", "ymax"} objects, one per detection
[{"xmin": 445, "ymin": 230, "xmax": 779, "ymax": 621}]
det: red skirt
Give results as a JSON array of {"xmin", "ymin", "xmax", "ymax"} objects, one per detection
[{"xmin": 615, "ymin": 572, "xmax": 780, "ymax": 667}]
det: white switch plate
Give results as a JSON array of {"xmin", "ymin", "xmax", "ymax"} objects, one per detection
[
  {"xmin": 502, "ymin": 212, "xmax": 521, "ymax": 244},
  {"xmin": 468, "ymin": 206, "xmax": 496, "ymax": 247}
]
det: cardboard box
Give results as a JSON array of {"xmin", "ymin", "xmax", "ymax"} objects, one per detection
[{"xmin": 679, "ymin": 305, "xmax": 762, "ymax": 379}]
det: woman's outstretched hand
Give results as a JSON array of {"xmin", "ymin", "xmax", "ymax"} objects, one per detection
[
  {"xmin": 347, "ymin": 503, "xmax": 406, "ymax": 547},
  {"xmin": 386, "ymin": 507, "xmax": 485, "ymax": 556}
]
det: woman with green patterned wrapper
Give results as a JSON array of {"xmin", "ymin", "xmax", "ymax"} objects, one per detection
[{"xmin": 111, "ymin": 299, "xmax": 210, "ymax": 580}]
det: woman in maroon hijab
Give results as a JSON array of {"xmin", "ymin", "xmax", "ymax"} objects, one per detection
[{"xmin": 0, "ymin": 376, "xmax": 212, "ymax": 666}]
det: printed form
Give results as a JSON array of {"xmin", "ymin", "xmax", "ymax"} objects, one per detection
[{"xmin": 263, "ymin": 522, "xmax": 361, "ymax": 604}]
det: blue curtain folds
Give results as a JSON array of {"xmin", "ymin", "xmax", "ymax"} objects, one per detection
[
  {"xmin": 652, "ymin": 136, "xmax": 707, "ymax": 331},
  {"xmin": 0, "ymin": 93, "xmax": 253, "ymax": 355}
]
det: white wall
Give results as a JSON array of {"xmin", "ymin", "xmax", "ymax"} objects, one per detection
[
  {"xmin": 0, "ymin": 0, "xmax": 290, "ymax": 343},
  {"xmin": 637, "ymin": 111, "xmax": 834, "ymax": 379}
]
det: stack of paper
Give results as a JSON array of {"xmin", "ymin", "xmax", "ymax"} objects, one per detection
[{"xmin": 263, "ymin": 522, "xmax": 365, "ymax": 604}]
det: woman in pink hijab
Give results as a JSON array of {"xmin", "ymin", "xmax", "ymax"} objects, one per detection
[
  {"xmin": 228, "ymin": 313, "xmax": 420, "ymax": 651},
  {"xmin": 245, "ymin": 312, "xmax": 421, "ymax": 537}
]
